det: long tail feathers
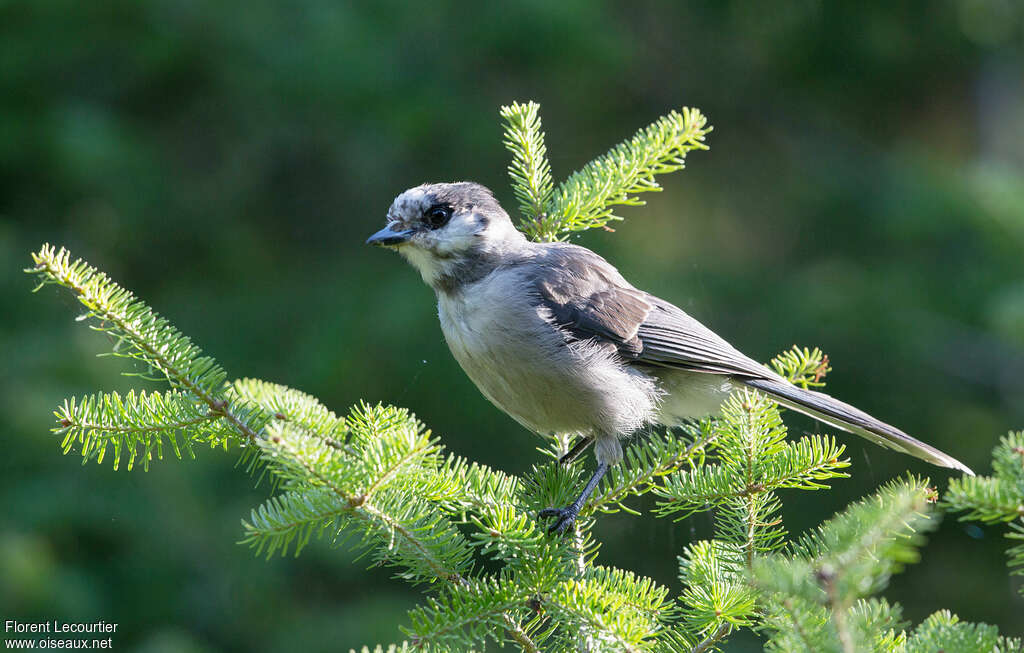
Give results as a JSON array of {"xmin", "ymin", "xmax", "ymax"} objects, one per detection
[{"xmin": 741, "ymin": 377, "xmax": 974, "ymax": 476}]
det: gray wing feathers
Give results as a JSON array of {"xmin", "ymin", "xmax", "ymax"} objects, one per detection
[
  {"xmin": 530, "ymin": 245, "xmax": 651, "ymax": 356},
  {"xmin": 528, "ymin": 242, "xmax": 973, "ymax": 476},
  {"xmin": 743, "ymin": 377, "xmax": 974, "ymax": 475},
  {"xmin": 636, "ymin": 299, "xmax": 770, "ymax": 377},
  {"xmin": 530, "ymin": 244, "xmax": 766, "ymax": 373}
]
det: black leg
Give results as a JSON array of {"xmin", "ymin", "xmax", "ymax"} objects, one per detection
[
  {"xmin": 559, "ymin": 436, "xmax": 593, "ymax": 465},
  {"xmin": 539, "ymin": 462, "xmax": 609, "ymax": 534}
]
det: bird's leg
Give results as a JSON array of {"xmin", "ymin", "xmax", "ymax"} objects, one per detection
[
  {"xmin": 559, "ymin": 435, "xmax": 593, "ymax": 465},
  {"xmin": 539, "ymin": 462, "xmax": 609, "ymax": 534}
]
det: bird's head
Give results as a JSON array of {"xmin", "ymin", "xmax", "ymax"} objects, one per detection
[{"xmin": 367, "ymin": 182, "xmax": 526, "ymax": 292}]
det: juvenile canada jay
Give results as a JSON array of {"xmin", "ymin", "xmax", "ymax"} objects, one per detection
[{"xmin": 367, "ymin": 182, "xmax": 973, "ymax": 533}]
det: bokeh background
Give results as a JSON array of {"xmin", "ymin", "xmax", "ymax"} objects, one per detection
[{"xmin": 3, "ymin": 1, "xmax": 1023, "ymax": 650}]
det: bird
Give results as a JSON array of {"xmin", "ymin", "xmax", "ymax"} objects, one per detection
[{"xmin": 367, "ymin": 181, "xmax": 973, "ymax": 533}]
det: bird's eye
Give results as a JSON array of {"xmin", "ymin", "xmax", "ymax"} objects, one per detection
[{"xmin": 425, "ymin": 206, "xmax": 452, "ymax": 229}]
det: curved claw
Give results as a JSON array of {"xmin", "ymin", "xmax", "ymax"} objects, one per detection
[{"xmin": 539, "ymin": 505, "xmax": 579, "ymax": 534}]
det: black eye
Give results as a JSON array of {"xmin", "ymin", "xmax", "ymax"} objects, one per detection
[{"xmin": 425, "ymin": 205, "xmax": 451, "ymax": 229}]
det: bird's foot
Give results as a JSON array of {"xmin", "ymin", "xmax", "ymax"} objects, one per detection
[{"xmin": 538, "ymin": 505, "xmax": 580, "ymax": 534}]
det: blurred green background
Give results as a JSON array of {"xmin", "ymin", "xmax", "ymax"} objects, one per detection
[{"xmin": 3, "ymin": 1, "xmax": 1023, "ymax": 650}]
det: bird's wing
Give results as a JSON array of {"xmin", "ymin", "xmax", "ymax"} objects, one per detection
[
  {"xmin": 528, "ymin": 245, "xmax": 650, "ymax": 356},
  {"xmin": 527, "ymin": 244, "xmax": 974, "ymax": 474},
  {"xmin": 634, "ymin": 297, "xmax": 768, "ymax": 377},
  {"xmin": 528, "ymin": 244, "xmax": 768, "ymax": 377}
]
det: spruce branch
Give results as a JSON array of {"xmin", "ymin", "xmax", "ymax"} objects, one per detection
[
  {"xmin": 243, "ymin": 486, "xmax": 354, "ymax": 558},
  {"xmin": 654, "ymin": 435, "xmax": 849, "ymax": 515},
  {"xmin": 690, "ymin": 622, "xmax": 731, "ymax": 653},
  {"xmin": 759, "ymin": 596, "xmax": 909, "ymax": 653},
  {"xmin": 752, "ymin": 477, "xmax": 938, "ymax": 652},
  {"xmin": 503, "ymin": 613, "xmax": 544, "ymax": 653},
  {"xmin": 677, "ymin": 540, "xmax": 756, "ymax": 641},
  {"xmin": 944, "ymin": 431, "xmax": 1024, "ymax": 523},
  {"xmin": 440, "ymin": 456, "xmax": 520, "ymax": 516},
  {"xmin": 589, "ymin": 425, "xmax": 718, "ymax": 517},
  {"xmin": 541, "ymin": 107, "xmax": 710, "ymax": 241},
  {"xmin": 847, "ymin": 598, "xmax": 906, "ymax": 652},
  {"xmin": 229, "ymin": 378, "xmax": 348, "ymax": 446},
  {"xmin": 246, "ymin": 410, "xmax": 474, "ymax": 584},
  {"xmin": 501, "ymin": 101, "xmax": 555, "ymax": 234},
  {"xmin": 29, "ymin": 99, "xmax": 1024, "ymax": 652},
  {"xmin": 654, "ymin": 391, "xmax": 848, "ymax": 568},
  {"xmin": 943, "ymin": 431, "xmax": 1024, "ymax": 595},
  {"xmin": 760, "ymin": 597, "xmax": 830, "ymax": 653},
  {"xmin": 769, "ymin": 346, "xmax": 831, "ymax": 389},
  {"xmin": 28, "ymin": 245, "xmax": 263, "ymax": 444},
  {"xmin": 543, "ymin": 566, "xmax": 675, "ymax": 652},
  {"xmin": 770, "ymin": 476, "xmax": 936, "ymax": 604},
  {"xmin": 905, "ymin": 610, "xmax": 1023, "ymax": 653},
  {"xmin": 55, "ymin": 389, "xmax": 242, "ymax": 470},
  {"xmin": 944, "ymin": 476, "xmax": 1023, "ymax": 522},
  {"xmin": 404, "ymin": 575, "xmax": 529, "ymax": 649}
]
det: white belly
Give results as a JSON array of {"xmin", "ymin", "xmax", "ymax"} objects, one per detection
[{"xmin": 436, "ymin": 276, "xmax": 660, "ymax": 441}]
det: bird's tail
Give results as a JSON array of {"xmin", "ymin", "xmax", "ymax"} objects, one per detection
[{"xmin": 741, "ymin": 377, "xmax": 974, "ymax": 476}]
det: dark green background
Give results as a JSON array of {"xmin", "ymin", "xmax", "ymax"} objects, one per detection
[{"xmin": 3, "ymin": 2, "xmax": 1023, "ymax": 650}]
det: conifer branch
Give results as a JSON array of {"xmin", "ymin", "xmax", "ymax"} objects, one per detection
[
  {"xmin": 769, "ymin": 598, "xmax": 822, "ymax": 653},
  {"xmin": 588, "ymin": 427, "xmax": 717, "ymax": 516},
  {"xmin": 501, "ymin": 101, "xmax": 555, "ymax": 234},
  {"xmin": 55, "ymin": 390, "xmax": 240, "ymax": 470},
  {"xmin": 544, "ymin": 107, "xmax": 710, "ymax": 241},
  {"xmin": 250, "ymin": 416, "xmax": 472, "ymax": 584},
  {"xmin": 677, "ymin": 540, "xmax": 756, "ymax": 642},
  {"xmin": 943, "ymin": 431, "xmax": 1024, "ymax": 595},
  {"xmin": 229, "ymin": 378, "xmax": 348, "ymax": 446},
  {"xmin": 944, "ymin": 431, "xmax": 1024, "ymax": 522},
  {"xmin": 536, "ymin": 566, "xmax": 674, "ymax": 652},
  {"xmin": 440, "ymin": 456, "xmax": 520, "ymax": 515},
  {"xmin": 906, "ymin": 611, "xmax": 1023, "ymax": 653},
  {"xmin": 691, "ymin": 622, "xmax": 731, "ymax": 653},
  {"xmin": 500, "ymin": 105, "xmax": 710, "ymax": 241},
  {"xmin": 242, "ymin": 487, "xmax": 352, "ymax": 557},
  {"xmin": 28, "ymin": 245, "xmax": 263, "ymax": 444},
  {"xmin": 752, "ymin": 478, "xmax": 939, "ymax": 651},
  {"xmin": 653, "ymin": 394, "xmax": 847, "ymax": 524},
  {"xmin": 769, "ymin": 346, "xmax": 831, "ymax": 389},
  {"xmin": 774, "ymin": 477, "xmax": 936, "ymax": 603},
  {"xmin": 502, "ymin": 613, "xmax": 543, "ymax": 653},
  {"xmin": 404, "ymin": 576, "xmax": 527, "ymax": 647}
]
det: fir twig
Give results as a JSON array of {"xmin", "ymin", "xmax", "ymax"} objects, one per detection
[
  {"xmin": 543, "ymin": 107, "xmax": 710, "ymax": 241},
  {"xmin": 769, "ymin": 346, "xmax": 831, "ymax": 389},
  {"xmin": 500, "ymin": 105, "xmax": 710, "ymax": 242},
  {"xmin": 501, "ymin": 101, "xmax": 555, "ymax": 231},
  {"xmin": 54, "ymin": 390, "xmax": 241, "ymax": 470},
  {"xmin": 28, "ymin": 245, "xmax": 263, "ymax": 443},
  {"xmin": 943, "ymin": 431, "xmax": 1024, "ymax": 596}
]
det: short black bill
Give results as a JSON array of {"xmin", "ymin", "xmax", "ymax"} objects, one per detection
[{"xmin": 366, "ymin": 225, "xmax": 415, "ymax": 247}]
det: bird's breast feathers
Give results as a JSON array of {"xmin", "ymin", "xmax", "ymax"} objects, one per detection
[{"xmin": 436, "ymin": 268, "xmax": 661, "ymax": 438}]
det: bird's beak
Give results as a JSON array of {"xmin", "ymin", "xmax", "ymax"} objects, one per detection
[{"xmin": 366, "ymin": 224, "xmax": 415, "ymax": 247}]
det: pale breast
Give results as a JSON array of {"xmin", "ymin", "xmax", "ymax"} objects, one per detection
[
  {"xmin": 436, "ymin": 270, "xmax": 661, "ymax": 439},
  {"xmin": 438, "ymin": 275, "xmax": 574, "ymax": 433}
]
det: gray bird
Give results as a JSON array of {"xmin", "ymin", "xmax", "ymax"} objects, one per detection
[{"xmin": 367, "ymin": 181, "xmax": 973, "ymax": 533}]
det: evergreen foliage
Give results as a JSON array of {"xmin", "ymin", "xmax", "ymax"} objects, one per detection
[
  {"xmin": 54, "ymin": 389, "xmax": 240, "ymax": 471},
  {"xmin": 501, "ymin": 101, "xmax": 555, "ymax": 232},
  {"xmin": 27, "ymin": 102, "xmax": 1022, "ymax": 652},
  {"xmin": 905, "ymin": 611, "xmax": 1023, "ymax": 653},
  {"xmin": 499, "ymin": 102, "xmax": 710, "ymax": 241},
  {"xmin": 944, "ymin": 431, "xmax": 1024, "ymax": 596}
]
